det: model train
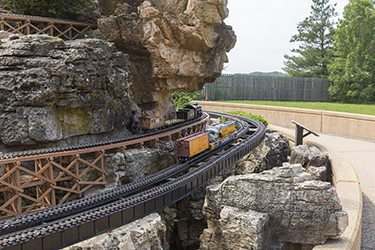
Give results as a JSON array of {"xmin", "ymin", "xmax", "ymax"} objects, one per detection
[
  {"xmin": 175, "ymin": 120, "xmax": 237, "ymax": 162},
  {"xmin": 138, "ymin": 103, "xmax": 203, "ymax": 132}
]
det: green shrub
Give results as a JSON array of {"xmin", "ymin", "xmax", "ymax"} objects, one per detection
[
  {"xmin": 2, "ymin": 0, "xmax": 95, "ymax": 18},
  {"xmin": 226, "ymin": 111, "xmax": 268, "ymax": 126}
]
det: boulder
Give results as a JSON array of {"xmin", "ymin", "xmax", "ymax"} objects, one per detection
[
  {"xmin": 307, "ymin": 166, "xmax": 328, "ymax": 182},
  {"xmin": 98, "ymin": 0, "xmax": 236, "ymax": 117},
  {"xmin": 290, "ymin": 145, "xmax": 329, "ymax": 169},
  {"xmin": 0, "ymin": 34, "xmax": 138, "ymax": 151},
  {"xmin": 236, "ymin": 132, "xmax": 290, "ymax": 174},
  {"xmin": 61, "ymin": 213, "xmax": 168, "ymax": 250},
  {"xmin": 200, "ymin": 206, "xmax": 271, "ymax": 250},
  {"xmin": 199, "ymin": 163, "xmax": 348, "ymax": 249}
]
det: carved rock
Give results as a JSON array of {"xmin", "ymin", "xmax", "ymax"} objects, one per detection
[
  {"xmin": 61, "ymin": 213, "xmax": 168, "ymax": 250},
  {"xmin": 98, "ymin": 0, "xmax": 236, "ymax": 117},
  {"xmin": 0, "ymin": 34, "xmax": 137, "ymax": 150},
  {"xmin": 236, "ymin": 132, "xmax": 290, "ymax": 174},
  {"xmin": 290, "ymin": 145, "xmax": 329, "ymax": 169},
  {"xmin": 200, "ymin": 163, "xmax": 348, "ymax": 249}
]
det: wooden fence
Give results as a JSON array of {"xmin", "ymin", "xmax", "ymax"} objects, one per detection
[
  {"xmin": 0, "ymin": 13, "xmax": 97, "ymax": 40},
  {"xmin": 200, "ymin": 74, "xmax": 331, "ymax": 102}
]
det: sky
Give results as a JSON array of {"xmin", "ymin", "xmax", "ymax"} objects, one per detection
[{"xmin": 223, "ymin": 0, "xmax": 350, "ymax": 74}]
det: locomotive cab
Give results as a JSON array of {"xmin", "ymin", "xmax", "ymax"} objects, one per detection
[{"xmin": 204, "ymin": 128, "xmax": 219, "ymax": 143}]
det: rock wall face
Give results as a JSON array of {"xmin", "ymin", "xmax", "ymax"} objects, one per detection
[
  {"xmin": 98, "ymin": 0, "xmax": 236, "ymax": 117},
  {"xmin": 0, "ymin": 34, "xmax": 137, "ymax": 150},
  {"xmin": 236, "ymin": 132, "xmax": 290, "ymax": 174},
  {"xmin": 62, "ymin": 213, "xmax": 168, "ymax": 250},
  {"xmin": 200, "ymin": 163, "xmax": 348, "ymax": 249}
]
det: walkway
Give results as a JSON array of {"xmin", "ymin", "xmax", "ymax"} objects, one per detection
[{"xmin": 269, "ymin": 124, "xmax": 375, "ymax": 250}]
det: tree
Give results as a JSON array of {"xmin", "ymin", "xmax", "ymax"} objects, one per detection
[
  {"xmin": 283, "ymin": 0, "xmax": 337, "ymax": 78},
  {"xmin": 328, "ymin": 0, "xmax": 375, "ymax": 103},
  {"xmin": 2, "ymin": 0, "xmax": 95, "ymax": 18}
]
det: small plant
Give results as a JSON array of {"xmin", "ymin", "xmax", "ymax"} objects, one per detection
[
  {"xmin": 219, "ymin": 116, "xmax": 229, "ymax": 123},
  {"xmin": 226, "ymin": 111, "xmax": 268, "ymax": 126},
  {"xmin": 164, "ymin": 212, "xmax": 179, "ymax": 232},
  {"xmin": 172, "ymin": 91, "xmax": 201, "ymax": 110}
]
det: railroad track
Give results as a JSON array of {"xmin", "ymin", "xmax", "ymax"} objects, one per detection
[
  {"xmin": 0, "ymin": 114, "xmax": 208, "ymax": 161},
  {"xmin": 0, "ymin": 111, "xmax": 266, "ymax": 250}
]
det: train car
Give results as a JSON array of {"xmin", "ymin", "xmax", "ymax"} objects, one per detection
[
  {"xmin": 138, "ymin": 110, "xmax": 166, "ymax": 131},
  {"xmin": 176, "ymin": 108, "xmax": 195, "ymax": 121},
  {"xmin": 175, "ymin": 120, "xmax": 237, "ymax": 161},
  {"xmin": 138, "ymin": 103, "xmax": 202, "ymax": 133},
  {"xmin": 175, "ymin": 132, "xmax": 210, "ymax": 161},
  {"xmin": 184, "ymin": 103, "xmax": 203, "ymax": 119},
  {"xmin": 165, "ymin": 119, "xmax": 185, "ymax": 127}
]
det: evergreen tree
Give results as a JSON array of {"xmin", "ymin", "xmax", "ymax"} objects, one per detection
[
  {"xmin": 283, "ymin": 0, "xmax": 337, "ymax": 78},
  {"xmin": 328, "ymin": 0, "xmax": 375, "ymax": 103}
]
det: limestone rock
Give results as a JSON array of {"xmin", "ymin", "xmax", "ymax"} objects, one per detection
[
  {"xmin": 176, "ymin": 163, "xmax": 236, "ymax": 249},
  {"xmin": 0, "ymin": 34, "xmax": 137, "ymax": 150},
  {"xmin": 307, "ymin": 166, "xmax": 328, "ymax": 182},
  {"xmin": 0, "ymin": 31, "xmax": 13, "ymax": 40},
  {"xmin": 62, "ymin": 213, "xmax": 168, "ymax": 250},
  {"xmin": 290, "ymin": 145, "xmax": 329, "ymax": 169},
  {"xmin": 236, "ymin": 132, "xmax": 290, "ymax": 174},
  {"xmin": 83, "ymin": 142, "xmax": 176, "ymax": 196},
  {"xmin": 98, "ymin": 0, "xmax": 236, "ymax": 117},
  {"xmin": 200, "ymin": 163, "xmax": 348, "ymax": 249}
]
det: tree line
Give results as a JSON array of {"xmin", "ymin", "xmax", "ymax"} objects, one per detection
[{"xmin": 283, "ymin": 0, "xmax": 375, "ymax": 103}]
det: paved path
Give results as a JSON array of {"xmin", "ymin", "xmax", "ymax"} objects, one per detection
[{"xmin": 269, "ymin": 125, "xmax": 375, "ymax": 249}]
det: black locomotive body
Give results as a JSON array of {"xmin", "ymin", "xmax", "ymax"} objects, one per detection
[{"xmin": 176, "ymin": 103, "xmax": 203, "ymax": 121}]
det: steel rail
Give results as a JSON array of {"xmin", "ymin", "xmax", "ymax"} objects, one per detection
[
  {"xmin": 0, "ymin": 131, "xmax": 234, "ymax": 235},
  {"xmin": 0, "ymin": 114, "xmax": 209, "ymax": 163},
  {"xmin": 0, "ymin": 112, "xmax": 266, "ymax": 250}
]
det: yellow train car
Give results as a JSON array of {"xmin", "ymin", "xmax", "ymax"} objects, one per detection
[
  {"xmin": 175, "ymin": 132, "xmax": 209, "ymax": 161},
  {"xmin": 218, "ymin": 122, "xmax": 235, "ymax": 139},
  {"xmin": 138, "ymin": 110, "xmax": 165, "ymax": 131}
]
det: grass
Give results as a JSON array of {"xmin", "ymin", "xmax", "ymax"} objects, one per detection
[{"xmin": 218, "ymin": 100, "xmax": 375, "ymax": 116}]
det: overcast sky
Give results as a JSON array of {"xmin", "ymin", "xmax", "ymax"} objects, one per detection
[{"xmin": 223, "ymin": 0, "xmax": 350, "ymax": 74}]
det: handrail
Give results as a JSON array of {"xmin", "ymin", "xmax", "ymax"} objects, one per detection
[
  {"xmin": 292, "ymin": 120, "xmax": 319, "ymax": 146},
  {"xmin": 0, "ymin": 12, "xmax": 97, "ymax": 40},
  {"xmin": 0, "ymin": 13, "xmax": 97, "ymax": 27}
]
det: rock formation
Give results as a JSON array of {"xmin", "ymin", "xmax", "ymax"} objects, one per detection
[
  {"xmin": 290, "ymin": 145, "xmax": 330, "ymax": 182},
  {"xmin": 84, "ymin": 140, "xmax": 177, "ymax": 196},
  {"xmin": 176, "ymin": 163, "xmax": 236, "ymax": 249},
  {"xmin": 0, "ymin": 34, "xmax": 137, "ymax": 151},
  {"xmin": 236, "ymin": 131, "xmax": 290, "ymax": 174},
  {"xmin": 61, "ymin": 213, "xmax": 168, "ymax": 250},
  {"xmin": 98, "ymin": 0, "xmax": 236, "ymax": 117},
  {"xmin": 199, "ymin": 163, "xmax": 348, "ymax": 250}
]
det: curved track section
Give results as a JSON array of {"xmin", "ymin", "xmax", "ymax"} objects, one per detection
[
  {"xmin": 0, "ymin": 114, "xmax": 208, "ymax": 161},
  {"xmin": 0, "ymin": 111, "xmax": 266, "ymax": 250}
]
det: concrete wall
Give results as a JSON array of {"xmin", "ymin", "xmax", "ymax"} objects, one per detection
[{"xmin": 195, "ymin": 101, "xmax": 375, "ymax": 141}]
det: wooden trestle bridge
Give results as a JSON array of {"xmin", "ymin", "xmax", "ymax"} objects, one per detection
[
  {"xmin": 0, "ymin": 13, "xmax": 97, "ymax": 40},
  {"xmin": 0, "ymin": 117, "xmax": 208, "ymax": 219}
]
